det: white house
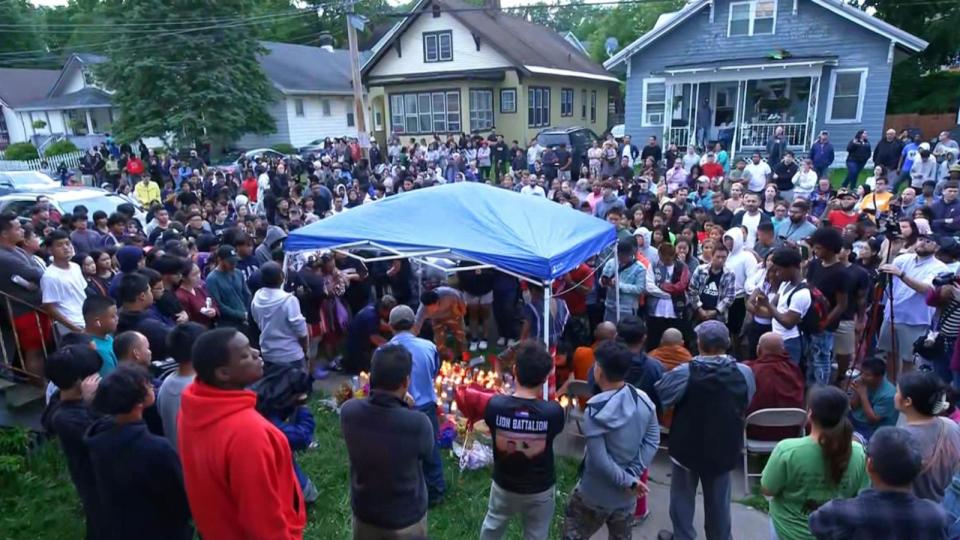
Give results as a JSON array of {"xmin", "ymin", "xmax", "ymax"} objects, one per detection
[{"xmin": 0, "ymin": 41, "xmax": 361, "ymax": 153}]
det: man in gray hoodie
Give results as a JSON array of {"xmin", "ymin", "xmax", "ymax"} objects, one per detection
[
  {"xmin": 255, "ymin": 225, "xmax": 287, "ymax": 265},
  {"xmin": 562, "ymin": 340, "xmax": 660, "ymax": 540},
  {"xmin": 250, "ymin": 262, "xmax": 308, "ymax": 372}
]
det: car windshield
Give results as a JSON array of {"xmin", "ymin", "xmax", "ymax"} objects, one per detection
[
  {"xmin": 60, "ymin": 194, "xmax": 130, "ymax": 217},
  {"xmin": 214, "ymin": 152, "xmax": 243, "ymax": 165},
  {"xmin": 537, "ymin": 133, "xmax": 569, "ymax": 148},
  {"xmin": 1, "ymin": 172, "xmax": 58, "ymax": 188}
]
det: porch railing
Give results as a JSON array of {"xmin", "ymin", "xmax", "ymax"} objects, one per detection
[
  {"xmin": 0, "ymin": 149, "xmax": 87, "ymax": 173},
  {"xmin": 665, "ymin": 126, "xmax": 692, "ymax": 149},
  {"xmin": 739, "ymin": 122, "xmax": 807, "ymax": 150}
]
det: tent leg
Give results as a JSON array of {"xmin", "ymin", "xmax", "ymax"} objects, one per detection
[
  {"xmin": 614, "ymin": 256, "xmax": 621, "ymax": 322},
  {"xmin": 542, "ymin": 281, "xmax": 552, "ymax": 400}
]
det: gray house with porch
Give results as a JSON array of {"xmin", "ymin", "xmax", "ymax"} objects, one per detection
[{"xmin": 604, "ymin": 0, "xmax": 927, "ymax": 161}]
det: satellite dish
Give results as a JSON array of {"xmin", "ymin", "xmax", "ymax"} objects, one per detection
[{"xmin": 605, "ymin": 37, "xmax": 619, "ymax": 56}]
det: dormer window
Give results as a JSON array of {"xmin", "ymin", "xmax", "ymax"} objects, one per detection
[
  {"xmin": 728, "ymin": 0, "xmax": 776, "ymax": 37},
  {"xmin": 424, "ymin": 31, "xmax": 453, "ymax": 62}
]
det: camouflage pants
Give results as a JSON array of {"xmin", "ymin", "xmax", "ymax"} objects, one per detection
[
  {"xmin": 432, "ymin": 317, "xmax": 467, "ymax": 362},
  {"xmin": 562, "ymin": 489, "xmax": 633, "ymax": 540}
]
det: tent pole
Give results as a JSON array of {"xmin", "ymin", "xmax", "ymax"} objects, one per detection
[{"xmin": 542, "ymin": 280, "xmax": 552, "ymax": 400}]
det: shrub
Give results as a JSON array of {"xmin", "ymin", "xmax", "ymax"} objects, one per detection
[
  {"xmin": 271, "ymin": 143, "xmax": 297, "ymax": 155},
  {"xmin": 3, "ymin": 142, "xmax": 39, "ymax": 161},
  {"xmin": 31, "ymin": 120, "xmax": 47, "ymax": 130},
  {"xmin": 43, "ymin": 140, "xmax": 79, "ymax": 157}
]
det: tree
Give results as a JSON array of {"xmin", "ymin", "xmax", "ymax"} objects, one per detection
[
  {"xmin": 96, "ymin": 0, "xmax": 277, "ymax": 146},
  {"xmin": 583, "ymin": 0, "xmax": 684, "ymax": 64},
  {"xmin": 0, "ymin": 0, "xmax": 46, "ymax": 68}
]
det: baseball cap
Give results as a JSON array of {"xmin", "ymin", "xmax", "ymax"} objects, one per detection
[
  {"xmin": 836, "ymin": 189, "xmax": 856, "ymax": 199},
  {"xmin": 694, "ymin": 320, "xmax": 730, "ymax": 351},
  {"xmin": 919, "ymin": 142, "xmax": 931, "ymax": 151},
  {"xmin": 388, "ymin": 305, "xmax": 416, "ymax": 327},
  {"xmin": 216, "ymin": 245, "xmax": 240, "ymax": 264}
]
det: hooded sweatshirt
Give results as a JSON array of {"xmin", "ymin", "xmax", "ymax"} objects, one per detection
[
  {"xmin": 576, "ymin": 384, "xmax": 660, "ymax": 512},
  {"xmin": 722, "ymin": 228, "xmax": 758, "ymax": 297},
  {"xmin": 251, "ymin": 287, "xmax": 308, "ymax": 363},
  {"xmin": 255, "ymin": 226, "xmax": 287, "ymax": 265},
  {"xmin": 634, "ymin": 227, "xmax": 659, "ymax": 266},
  {"xmin": 178, "ymin": 381, "xmax": 306, "ymax": 540},
  {"xmin": 85, "ymin": 417, "xmax": 192, "ymax": 540}
]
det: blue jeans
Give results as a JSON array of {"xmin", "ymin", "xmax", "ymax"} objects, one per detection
[
  {"xmin": 808, "ymin": 332, "xmax": 834, "ymax": 386},
  {"xmin": 814, "ymin": 165, "xmax": 830, "ymax": 181},
  {"xmin": 784, "ymin": 336, "xmax": 804, "ymax": 366},
  {"xmin": 417, "ymin": 402, "xmax": 446, "ymax": 501},
  {"xmin": 842, "ymin": 161, "xmax": 863, "ymax": 189}
]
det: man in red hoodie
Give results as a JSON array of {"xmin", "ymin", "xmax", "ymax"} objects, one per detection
[{"xmin": 177, "ymin": 327, "xmax": 306, "ymax": 539}]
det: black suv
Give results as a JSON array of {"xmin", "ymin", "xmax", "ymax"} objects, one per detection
[{"xmin": 536, "ymin": 127, "xmax": 600, "ymax": 182}]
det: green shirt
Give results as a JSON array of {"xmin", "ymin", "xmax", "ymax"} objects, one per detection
[
  {"xmin": 92, "ymin": 334, "xmax": 117, "ymax": 377},
  {"xmin": 761, "ymin": 436, "xmax": 870, "ymax": 540},
  {"xmin": 850, "ymin": 378, "xmax": 898, "ymax": 428}
]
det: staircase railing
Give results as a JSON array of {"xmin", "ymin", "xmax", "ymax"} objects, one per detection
[{"xmin": 0, "ymin": 289, "xmax": 53, "ymax": 383}]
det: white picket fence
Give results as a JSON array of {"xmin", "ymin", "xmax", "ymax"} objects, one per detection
[{"xmin": 0, "ymin": 150, "xmax": 87, "ymax": 172}]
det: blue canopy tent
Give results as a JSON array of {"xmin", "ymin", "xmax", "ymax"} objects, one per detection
[{"xmin": 285, "ymin": 183, "xmax": 618, "ymax": 395}]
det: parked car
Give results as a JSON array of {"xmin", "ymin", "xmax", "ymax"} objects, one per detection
[
  {"xmin": 0, "ymin": 171, "xmax": 60, "ymax": 195},
  {"xmin": 213, "ymin": 148, "xmax": 301, "ymax": 175},
  {"xmin": 298, "ymin": 139, "xmax": 328, "ymax": 157},
  {"xmin": 535, "ymin": 126, "xmax": 600, "ymax": 182},
  {"xmin": 0, "ymin": 187, "xmax": 147, "ymax": 228}
]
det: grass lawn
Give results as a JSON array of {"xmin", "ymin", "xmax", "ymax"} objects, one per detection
[{"xmin": 0, "ymin": 405, "xmax": 583, "ymax": 540}]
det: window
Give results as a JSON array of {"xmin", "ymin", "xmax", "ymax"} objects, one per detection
[
  {"xmin": 0, "ymin": 109, "xmax": 8, "ymax": 149},
  {"xmin": 423, "ymin": 31, "xmax": 453, "ymax": 62},
  {"xmin": 528, "ymin": 87, "xmax": 550, "ymax": 128},
  {"xmin": 294, "ymin": 98, "xmax": 305, "ymax": 117},
  {"xmin": 561, "ymin": 88, "xmax": 574, "ymax": 117},
  {"xmin": 581, "ymin": 89, "xmax": 587, "ymax": 119},
  {"xmin": 388, "ymin": 90, "xmax": 461, "ymax": 134},
  {"xmin": 321, "ymin": 99, "xmax": 331, "ymax": 116},
  {"xmin": 590, "ymin": 91, "xmax": 597, "ymax": 123},
  {"xmin": 347, "ymin": 111, "xmax": 355, "ymax": 127},
  {"xmin": 827, "ymin": 68, "xmax": 867, "ymax": 123},
  {"xmin": 641, "ymin": 78, "xmax": 666, "ymax": 127},
  {"xmin": 500, "ymin": 88, "xmax": 516, "ymax": 113},
  {"xmin": 375, "ymin": 111, "xmax": 383, "ymax": 130},
  {"xmin": 469, "ymin": 89, "xmax": 494, "ymax": 130},
  {"xmin": 728, "ymin": 0, "xmax": 776, "ymax": 37}
]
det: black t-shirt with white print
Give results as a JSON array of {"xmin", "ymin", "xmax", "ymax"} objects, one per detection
[{"xmin": 484, "ymin": 394, "xmax": 564, "ymax": 494}]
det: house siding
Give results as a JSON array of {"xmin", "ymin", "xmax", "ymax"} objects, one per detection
[
  {"xmin": 624, "ymin": 0, "xmax": 895, "ymax": 160},
  {"xmin": 285, "ymin": 95, "xmax": 358, "ymax": 147},
  {"xmin": 369, "ymin": 10, "xmax": 512, "ymax": 78},
  {"xmin": 236, "ymin": 98, "xmax": 291, "ymax": 149}
]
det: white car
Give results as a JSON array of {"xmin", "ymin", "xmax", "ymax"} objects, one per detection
[
  {"xmin": 0, "ymin": 171, "xmax": 60, "ymax": 195},
  {"xmin": 0, "ymin": 187, "xmax": 147, "ymax": 228},
  {"xmin": 213, "ymin": 148, "xmax": 298, "ymax": 175}
]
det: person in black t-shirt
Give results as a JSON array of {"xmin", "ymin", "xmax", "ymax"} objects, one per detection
[
  {"xmin": 807, "ymin": 227, "xmax": 850, "ymax": 386},
  {"xmin": 480, "ymin": 340, "xmax": 564, "ymax": 540}
]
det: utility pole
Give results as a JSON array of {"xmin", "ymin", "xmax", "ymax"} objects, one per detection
[{"xmin": 345, "ymin": 1, "xmax": 369, "ymax": 159}]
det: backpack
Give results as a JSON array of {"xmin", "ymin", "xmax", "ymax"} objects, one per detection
[{"xmin": 786, "ymin": 281, "xmax": 830, "ymax": 335}]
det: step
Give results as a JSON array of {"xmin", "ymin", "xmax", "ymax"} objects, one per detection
[
  {"xmin": 0, "ymin": 378, "xmax": 16, "ymax": 392},
  {"xmin": 5, "ymin": 384, "xmax": 45, "ymax": 409}
]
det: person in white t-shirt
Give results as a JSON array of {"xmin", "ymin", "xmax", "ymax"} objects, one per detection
[
  {"xmin": 755, "ymin": 247, "xmax": 810, "ymax": 365},
  {"xmin": 520, "ymin": 175, "xmax": 546, "ymax": 197},
  {"xmin": 40, "ymin": 230, "xmax": 87, "ymax": 337},
  {"xmin": 743, "ymin": 153, "xmax": 772, "ymax": 194}
]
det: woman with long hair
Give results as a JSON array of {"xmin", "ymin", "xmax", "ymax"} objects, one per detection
[
  {"xmin": 72, "ymin": 253, "xmax": 108, "ymax": 297},
  {"xmin": 175, "ymin": 263, "xmax": 219, "ymax": 327},
  {"xmin": 762, "ymin": 183, "xmax": 781, "ymax": 216},
  {"xmin": 895, "ymin": 371, "xmax": 960, "ymax": 502},
  {"xmin": 88, "ymin": 249, "xmax": 115, "ymax": 289},
  {"xmin": 762, "ymin": 386, "xmax": 869, "ymax": 540}
]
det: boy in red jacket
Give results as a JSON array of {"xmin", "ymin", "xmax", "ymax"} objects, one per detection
[{"xmin": 177, "ymin": 327, "xmax": 306, "ymax": 540}]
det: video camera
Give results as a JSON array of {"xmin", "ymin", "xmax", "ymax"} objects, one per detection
[{"xmin": 933, "ymin": 271, "xmax": 960, "ymax": 288}]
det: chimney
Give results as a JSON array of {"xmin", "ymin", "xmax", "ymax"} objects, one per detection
[{"xmin": 317, "ymin": 32, "xmax": 335, "ymax": 52}]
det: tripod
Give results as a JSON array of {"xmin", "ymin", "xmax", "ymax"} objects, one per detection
[{"xmin": 845, "ymin": 246, "xmax": 898, "ymax": 389}]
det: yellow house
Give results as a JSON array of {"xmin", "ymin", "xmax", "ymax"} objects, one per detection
[{"xmin": 362, "ymin": 0, "xmax": 619, "ymax": 147}]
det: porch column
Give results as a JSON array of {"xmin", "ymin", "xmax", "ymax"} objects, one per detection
[
  {"xmin": 663, "ymin": 81, "xmax": 674, "ymax": 147},
  {"xmin": 806, "ymin": 76, "xmax": 821, "ymax": 151},
  {"xmin": 85, "ymin": 109, "xmax": 94, "ymax": 135}
]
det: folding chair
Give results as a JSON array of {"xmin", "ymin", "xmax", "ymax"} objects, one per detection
[
  {"xmin": 561, "ymin": 380, "xmax": 594, "ymax": 438},
  {"xmin": 742, "ymin": 408, "xmax": 807, "ymax": 494}
]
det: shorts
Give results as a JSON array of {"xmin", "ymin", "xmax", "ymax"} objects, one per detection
[
  {"xmin": 833, "ymin": 320, "xmax": 855, "ymax": 355},
  {"xmin": 463, "ymin": 291, "xmax": 493, "ymax": 306},
  {"xmin": 877, "ymin": 320, "xmax": 927, "ymax": 363},
  {"xmin": 13, "ymin": 311, "xmax": 53, "ymax": 352}
]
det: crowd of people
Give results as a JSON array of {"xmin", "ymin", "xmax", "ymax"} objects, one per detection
[{"xmin": 2, "ymin": 125, "xmax": 960, "ymax": 540}]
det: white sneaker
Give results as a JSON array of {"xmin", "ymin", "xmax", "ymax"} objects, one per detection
[
  {"xmin": 469, "ymin": 341, "xmax": 479, "ymax": 352},
  {"xmin": 496, "ymin": 337, "xmax": 507, "ymax": 347},
  {"xmin": 479, "ymin": 340, "xmax": 488, "ymax": 350}
]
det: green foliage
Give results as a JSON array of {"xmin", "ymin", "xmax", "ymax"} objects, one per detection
[
  {"xmin": 271, "ymin": 143, "xmax": 297, "ymax": 155},
  {"xmin": 95, "ymin": 0, "xmax": 277, "ymax": 146},
  {"xmin": 44, "ymin": 140, "xmax": 80, "ymax": 157},
  {"xmin": 31, "ymin": 120, "xmax": 47, "ymax": 130},
  {"xmin": 888, "ymin": 69, "xmax": 960, "ymax": 114},
  {"xmin": 0, "ymin": 0, "xmax": 46, "ymax": 68},
  {"xmin": 3, "ymin": 143, "xmax": 40, "ymax": 161}
]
